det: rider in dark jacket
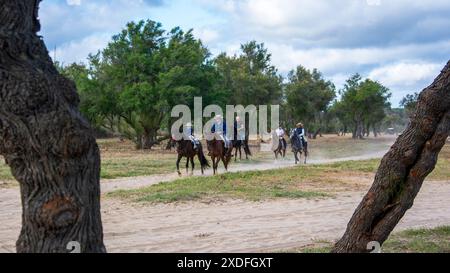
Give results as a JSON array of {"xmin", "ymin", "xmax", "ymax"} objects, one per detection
[{"xmin": 295, "ymin": 123, "xmax": 308, "ymax": 148}]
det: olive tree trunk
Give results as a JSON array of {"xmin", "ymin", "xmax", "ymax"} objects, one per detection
[
  {"xmin": 0, "ymin": 0, "xmax": 106, "ymax": 253},
  {"xmin": 332, "ymin": 61, "xmax": 450, "ymax": 253}
]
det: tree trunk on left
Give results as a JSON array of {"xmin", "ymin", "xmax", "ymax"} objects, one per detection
[{"xmin": 0, "ymin": 0, "xmax": 106, "ymax": 253}]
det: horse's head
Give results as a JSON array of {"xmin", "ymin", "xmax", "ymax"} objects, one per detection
[{"xmin": 289, "ymin": 129, "xmax": 296, "ymax": 139}]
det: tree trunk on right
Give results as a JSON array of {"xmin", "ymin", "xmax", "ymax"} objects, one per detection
[{"xmin": 332, "ymin": 60, "xmax": 450, "ymax": 253}]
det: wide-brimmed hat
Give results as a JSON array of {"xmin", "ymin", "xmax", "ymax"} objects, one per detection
[
  {"xmin": 215, "ymin": 115, "xmax": 223, "ymax": 120},
  {"xmin": 186, "ymin": 122, "xmax": 192, "ymax": 127},
  {"xmin": 296, "ymin": 123, "xmax": 303, "ymax": 127}
]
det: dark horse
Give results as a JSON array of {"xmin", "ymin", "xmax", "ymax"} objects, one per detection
[
  {"xmin": 232, "ymin": 138, "xmax": 252, "ymax": 161},
  {"xmin": 175, "ymin": 140, "xmax": 210, "ymax": 176},
  {"xmin": 271, "ymin": 131, "xmax": 287, "ymax": 159},
  {"xmin": 289, "ymin": 129, "xmax": 308, "ymax": 164},
  {"xmin": 206, "ymin": 133, "xmax": 233, "ymax": 174}
]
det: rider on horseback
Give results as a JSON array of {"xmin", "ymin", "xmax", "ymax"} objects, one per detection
[
  {"xmin": 234, "ymin": 116, "xmax": 245, "ymax": 141},
  {"xmin": 295, "ymin": 123, "xmax": 308, "ymax": 149},
  {"xmin": 211, "ymin": 115, "xmax": 231, "ymax": 149},
  {"xmin": 275, "ymin": 126, "xmax": 287, "ymax": 149},
  {"xmin": 185, "ymin": 122, "xmax": 200, "ymax": 150}
]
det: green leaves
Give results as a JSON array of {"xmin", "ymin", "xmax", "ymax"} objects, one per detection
[
  {"xmin": 285, "ymin": 65, "xmax": 336, "ymax": 130},
  {"xmin": 337, "ymin": 74, "xmax": 392, "ymax": 136},
  {"xmin": 214, "ymin": 41, "xmax": 283, "ymax": 107}
]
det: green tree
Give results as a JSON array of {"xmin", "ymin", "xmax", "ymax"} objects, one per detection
[
  {"xmin": 215, "ymin": 41, "xmax": 283, "ymax": 106},
  {"xmin": 285, "ymin": 66, "xmax": 336, "ymax": 136},
  {"xmin": 88, "ymin": 20, "xmax": 217, "ymax": 149},
  {"xmin": 338, "ymin": 74, "xmax": 391, "ymax": 139},
  {"xmin": 400, "ymin": 92, "xmax": 419, "ymax": 117}
]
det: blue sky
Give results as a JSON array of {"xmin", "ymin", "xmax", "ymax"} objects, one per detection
[{"xmin": 39, "ymin": 0, "xmax": 450, "ymax": 106}]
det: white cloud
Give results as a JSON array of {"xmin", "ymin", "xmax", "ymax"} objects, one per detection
[
  {"xmin": 198, "ymin": 0, "xmax": 450, "ymax": 48},
  {"xmin": 265, "ymin": 40, "xmax": 450, "ymax": 75},
  {"xmin": 66, "ymin": 0, "xmax": 81, "ymax": 6},
  {"xmin": 193, "ymin": 28, "xmax": 219, "ymax": 43},
  {"xmin": 368, "ymin": 62, "xmax": 442, "ymax": 87},
  {"xmin": 51, "ymin": 33, "xmax": 111, "ymax": 65},
  {"xmin": 367, "ymin": 61, "xmax": 444, "ymax": 105}
]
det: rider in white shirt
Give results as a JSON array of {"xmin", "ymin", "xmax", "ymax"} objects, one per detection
[
  {"xmin": 275, "ymin": 126, "xmax": 287, "ymax": 149},
  {"xmin": 275, "ymin": 127, "xmax": 285, "ymax": 138}
]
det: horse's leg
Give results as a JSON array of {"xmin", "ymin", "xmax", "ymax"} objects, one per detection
[
  {"xmin": 190, "ymin": 156, "xmax": 195, "ymax": 175},
  {"xmin": 198, "ymin": 152, "xmax": 204, "ymax": 175},
  {"xmin": 239, "ymin": 146, "xmax": 242, "ymax": 160},
  {"xmin": 212, "ymin": 156, "xmax": 217, "ymax": 175},
  {"xmin": 176, "ymin": 154, "xmax": 182, "ymax": 176},
  {"xmin": 294, "ymin": 151, "xmax": 299, "ymax": 164},
  {"xmin": 185, "ymin": 156, "xmax": 189, "ymax": 174},
  {"xmin": 221, "ymin": 155, "xmax": 228, "ymax": 171},
  {"xmin": 215, "ymin": 156, "xmax": 220, "ymax": 174}
]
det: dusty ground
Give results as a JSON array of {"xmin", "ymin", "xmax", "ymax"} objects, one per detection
[
  {"xmin": 0, "ymin": 135, "xmax": 448, "ymax": 253},
  {"xmin": 1, "ymin": 180, "xmax": 449, "ymax": 253}
]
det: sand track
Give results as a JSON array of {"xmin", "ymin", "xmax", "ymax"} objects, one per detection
[
  {"xmin": 64, "ymin": 179, "xmax": 450, "ymax": 252},
  {"xmin": 1, "ymin": 141, "xmax": 449, "ymax": 253},
  {"xmin": 1, "ymin": 178, "xmax": 449, "ymax": 253}
]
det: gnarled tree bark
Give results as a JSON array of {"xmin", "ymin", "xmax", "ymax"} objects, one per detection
[
  {"xmin": 332, "ymin": 60, "xmax": 450, "ymax": 253},
  {"xmin": 0, "ymin": 0, "xmax": 106, "ymax": 252}
]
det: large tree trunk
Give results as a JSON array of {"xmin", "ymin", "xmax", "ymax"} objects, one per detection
[
  {"xmin": 0, "ymin": 0, "xmax": 106, "ymax": 252},
  {"xmin": 142, "ymin": 128, "xmax": 157, "ymax": 150},
  {"xmin": 332, "ymin": 61, "xmax": 450, "ymax": 253}
]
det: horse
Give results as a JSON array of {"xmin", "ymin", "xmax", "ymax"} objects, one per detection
[
  {"xmin": 232, "ymin": 138, "xmax": 252, "ymax": 161},
  {"xmin": 175, "ymin": 139, "xmax": 210, "ymax": 176},
  {"xmin": 206, "ymin": 133, "xmax": 233, "ymax": 175},
  {"xmin": 271, "ymin": 131, "xmax": 287, "ymax": 159},
  {"xmin": 289, "ymin": 129, "xmax": 308, "ymax": 164}
]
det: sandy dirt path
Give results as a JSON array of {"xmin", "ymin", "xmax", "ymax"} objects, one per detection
[{"xmin": 1, "ymin": 179, "xmax": 449, "ymax": 253}]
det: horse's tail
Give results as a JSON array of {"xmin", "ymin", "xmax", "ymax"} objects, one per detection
[
  {"xmin": 197, "ymin": 144, "xmax": 210, "ymax": 168},
  {"xmin": 243, "ymin": 140, "xmax": 252, "ymax": 156}
]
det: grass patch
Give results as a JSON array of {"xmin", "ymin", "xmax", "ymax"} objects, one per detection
[
  {"xmin": 107, "ymin": 168, "xmax": 331, "ymax": 203},
  {"xmin": 101, "ymin": 157, "xmax": 175, "ymax": 179},
  {"xmin": 0, "ymin": 163, "xmax": 13, "ymax": 181},
  {"xmin": 106, "ymin": 146, "xmax": 449, "ymax": 204},
  {"xmin": 383, "ymin": 226, "xmax": 450, "ymax": 253},
  {"xmin": 284, "ymin": 226, "xmax": 450, "ymax": 253}
]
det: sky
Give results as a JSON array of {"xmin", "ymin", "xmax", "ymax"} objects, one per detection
[{"xmin": 39, "ymin": 0, "xmax": 450, "ymax": 106}]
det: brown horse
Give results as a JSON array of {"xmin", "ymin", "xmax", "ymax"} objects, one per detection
[
  {"xmin": 206, "ymin": 133, "xmax": 233, "ymax": 174},
  {"xmin": 175, "ymin": 140, "xmax": 209, "ymax": 176}
]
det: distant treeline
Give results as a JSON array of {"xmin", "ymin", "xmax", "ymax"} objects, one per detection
[{"xmin": 57, "ymin": 20, "xmax": 416, "ymax": 149}]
